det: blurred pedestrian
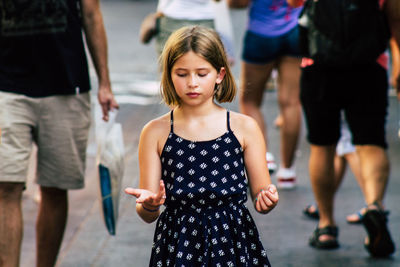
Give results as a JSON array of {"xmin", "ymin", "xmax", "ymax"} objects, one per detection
[
  {"xmin": 230, "ymin": 0, "xmax": 303, "ymax": 189},
  {"xmin": 156, "ymin": 0, "xmax": 234, "ymax": 60},
  {"xmin": 125, "ymin": 26, "xmax": 278, "ymax": 266},
  {"xmin": 0, "ymin": 0, "xmax": 118, "ymax": 266},
  {"xmin": 389, "ymin": 37, "xmax": 400, "ymax": 93},
  {"xmin": 291, "ymin": 0, "xmax": 399, "ymax": 257},
  {"xmin": 303, "ymin": 114, "xmax": 367, "ymax": 224}
]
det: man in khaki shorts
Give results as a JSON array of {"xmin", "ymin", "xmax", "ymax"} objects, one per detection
[{"xmin": 0, "ymin": 0, "xmax": 118, "ymax": 266}]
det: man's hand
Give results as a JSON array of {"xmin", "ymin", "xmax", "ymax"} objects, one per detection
[{"xmin": 98, "ymin": 85, "xmax": 119, "ymax": 121}]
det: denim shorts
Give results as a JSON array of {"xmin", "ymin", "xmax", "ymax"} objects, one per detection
[{"xmin": 242, "ymin": 26, "xmax": 301, "ymax": 64}]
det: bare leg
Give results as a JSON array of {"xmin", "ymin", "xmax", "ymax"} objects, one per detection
[
  {"xmin": 334, "ymin": 153, "xmax": 364, "ymax": 223},
  {"xmin": 356, "ymin": 145, "xmax": 389, "ymax": 206},
  {"xmin": 0, "ymin": 183, "xmax": 24, "ymax": 267},
  {"xmin": 356, "ymin": 146, "xmax": 394, "ymax": 257},
  {"xmin": 309, "ymin": 145, "xmax": 337, "ymax": 241},
  {"xmin": 36, "ymin": 186, "xmax": 68, "ymax": 267},
  {"xmin": 343, "ymin": 152, "xmax": 364, "ymax": 194},
  {"xmin": 276, "ymin": 56, "xmax": 301, "ymax": 168},
  {"xmin": 239, "ymin": 61, "xmax": 275, "ymax": 145},
  {"xmin": 333, "ymin": 155, "xmax": 346, "ymax": 189}
]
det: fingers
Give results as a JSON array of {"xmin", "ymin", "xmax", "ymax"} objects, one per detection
[
  {"xmin": 101, "ymin": 102, "xmax": 110, "ymax": 122},
  {"xmin": 124, "ymin": 187, "xmax": 141, "ymax": 198},
  {"xmin": 255, "ymin": 184, "xmax": 279, "ymax": 214},
  {"xmin": 98, "ymin": 89, "xmax": 119, "ymax": 122},
  {"xmin": 111, "ymin": 97, "xmax": 120, "ymax": 110},
  {"xmin": 158, "ymin": 180, "xmax": 166, "ymax": 198},
  {"xmin": 124, "ymin": 188, "xmax": 151, "ymax": 203},
  {"xmin": 126, "ymin": 180, "xmax": 167, "ymax": 208},
  {"xmin": 148, "ymin": 180, "xmax": 167, "ymax": 205}
]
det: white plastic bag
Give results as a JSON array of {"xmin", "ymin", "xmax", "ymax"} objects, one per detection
[{"xmin": 95, "ymin": 108, "xmax": 125, "ymax": 235}]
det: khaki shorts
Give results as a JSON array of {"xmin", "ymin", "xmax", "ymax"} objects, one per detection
[{"xmin": 0, "ymin": 91, "xmax": 91, "ymax": 189}]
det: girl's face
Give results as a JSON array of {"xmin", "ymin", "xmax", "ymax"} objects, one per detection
[{"xmin": 171, "ymin": 51, "xmax": 225, "ymax": 106}]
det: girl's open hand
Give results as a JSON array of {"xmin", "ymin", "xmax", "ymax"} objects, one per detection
[
  {"xmin": 125, "ymin": 180, "xmax": 166, "ymax": 209},
  {"xmin": 254, "ymin": 184, "xmax": 279, "ymax": 214}
]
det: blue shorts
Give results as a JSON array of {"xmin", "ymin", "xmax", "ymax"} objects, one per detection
[{"xmin": 242, "ymin": 26, "xmax": 301, "ymax": 64}]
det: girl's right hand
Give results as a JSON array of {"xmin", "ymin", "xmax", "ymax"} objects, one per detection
[{"xmin": 124, "ymin": 180, "xmax": 166, "ymax": 210}]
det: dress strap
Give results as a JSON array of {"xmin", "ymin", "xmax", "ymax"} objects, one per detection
[
  {"xmin": 227, "ymin": 110, "xmax": 231, "ymax": 132},
  {"xmin": 170, "ymin": 110, "xmax": 174, "ymax": 133}
]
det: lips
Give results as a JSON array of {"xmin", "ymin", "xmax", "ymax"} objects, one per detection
[{"xmin": 186, "ymin": 92, "xmax": 200, "ymax": 98}]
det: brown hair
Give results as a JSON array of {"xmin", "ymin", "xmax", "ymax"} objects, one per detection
[{"xmin": 160, "ymin": 26, "xmax": 237, "ymax": 106}]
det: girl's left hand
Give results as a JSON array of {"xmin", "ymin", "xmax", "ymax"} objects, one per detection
[{"xmin": 254, "ymin": 184, "xmax": 279, "ymax": 214}]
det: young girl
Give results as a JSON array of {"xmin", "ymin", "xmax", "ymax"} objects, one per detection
[{"xmin": 125, "ymin": 26, "xmax": 278, "ymax": 266}]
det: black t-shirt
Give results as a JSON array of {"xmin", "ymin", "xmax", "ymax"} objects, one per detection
[{"xmin": 0, "ymin": 0, "xmax": 90, "ymax": 97}]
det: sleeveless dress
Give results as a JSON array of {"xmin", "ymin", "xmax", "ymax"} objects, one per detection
[{"xmin": 150, "ymin": 110, "xmax": 271, "ymax": 267}]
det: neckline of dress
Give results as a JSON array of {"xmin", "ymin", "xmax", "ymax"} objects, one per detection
[{"xmin": 170, "ymin": 131, "xmax": 231, "ymax": 144}]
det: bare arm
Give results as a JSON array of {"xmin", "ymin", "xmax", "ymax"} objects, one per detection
[
  {"xmin": 81, "ymin": 0, "xmax": 118, "ymax": 121},
  {"xmin": 386, "ymin": 0, "xmax": 400, "ymax": 99},
  {"xmin": 287, "ymin": 0, "xmax": 304, "ymax": 8},
  {"xmin": 226, "ymin": 0, "xmax": 250, "ymax": 9},
  {"xmin": 390, "ymin": 38, "xmax": 400, "ymax": 96},
  {"xmin": 125, "ymin": 120, "xmax": 166, "ymax": 223},
  {"xmin": 237, "ymin": 114, "xmax": 279, "ymax": 214}
]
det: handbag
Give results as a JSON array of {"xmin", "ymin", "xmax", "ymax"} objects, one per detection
[{"xmin": 139, "ymin": 12, "xmax": 163, "ymax": 44}]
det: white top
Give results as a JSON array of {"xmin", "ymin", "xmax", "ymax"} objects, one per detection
[{"xmin": 157, "ymin": 0, "xmax": 215, "ymax": 20}]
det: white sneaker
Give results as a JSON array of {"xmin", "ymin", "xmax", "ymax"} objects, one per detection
[
  {"xmin": 266, "ymin": 152, "xmax": 277, "ymax": 174},
  {"xmin": 277, "ymin": 167, "xmax": 296, "ymax": 189}
]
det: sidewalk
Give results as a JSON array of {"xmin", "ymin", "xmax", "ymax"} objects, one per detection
[
  {"xmin": 19, "ymin": 1, "xmax": 400, "ymax": 266},
  {"xmin": 46, "ymin": 92, "xmax": 399, "ymax": 267}
]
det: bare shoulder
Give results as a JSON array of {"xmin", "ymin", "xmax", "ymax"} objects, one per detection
[
  {"xmin": 141, "ymin": 113, "xmax": 171, "ymax": 139},
  {"xmin": 229, "ymin": 111, "xmax": 259, "ymax": 131},
  {"xmin": 229, "ymin": 111, "xmax": 262, "ymax": 146}
]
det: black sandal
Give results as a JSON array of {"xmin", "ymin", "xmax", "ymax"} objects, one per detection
[
  {"xmin": 309, "ymin": 226, "xmax": 339, "ymax": 249},
  {"xmin": 303, "ymin": 204, "xmax": 319, "ymax": 220},
  {"xmin": 362, "ymin": 208, "xmax": 395, "ymax": 257}
]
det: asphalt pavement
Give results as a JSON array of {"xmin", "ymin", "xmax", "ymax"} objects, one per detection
[{"xmin": 19, "ymin": 1, "xmax": 400, "ymax": 266}]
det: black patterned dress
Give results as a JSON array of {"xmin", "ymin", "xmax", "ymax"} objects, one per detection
[{"xmin": 149, "ymin": 110, "xmax": 271, "ymax": 267}]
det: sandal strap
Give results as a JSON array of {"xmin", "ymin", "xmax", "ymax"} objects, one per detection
[{"xmin": 316, "ymin": 226, "xmax": 338, "ymax": 237}]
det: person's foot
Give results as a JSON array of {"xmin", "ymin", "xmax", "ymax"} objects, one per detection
[
  {"xmin": 276, "ymin": 167, "xmax": 296, "ymax": 189},
  {"xmin": 303, "ymin": 204, "xmax": 319, "ymax": 219},
  {"xmin": 266, "ymin": 152, "xmax": 277, "ymax": 175},
  {"xmin": 346, "ymin": 207, "xmax": 367, "ymax": 224},
  {"xmin": 309, "ymin": 225, "xmax": 339, "ymax": 249},
  {"xmin": 362, "ymin": 204, "xmax": 395, "ymax": 257},
  {"xmin": 274, "ymin": 114, "xmax": 283, "ymax": 128},
  {"xmin": 304, "ymin": 204, "xmax": 368, "ymax": 223}
]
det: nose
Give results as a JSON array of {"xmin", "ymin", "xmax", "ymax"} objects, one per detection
[{"xmin": 188, "ymin": 73, "xmax": 198, "ymax": 88}]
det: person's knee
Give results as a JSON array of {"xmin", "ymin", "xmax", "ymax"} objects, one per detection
[
  {"xmin": 278, "ymin": 94, "xmax": 301, "ymax": 110},
  {"xmin": 40, "ymin": 186, "xmax": 67, "ymax": 201},
  {"xmin": 0, "ymin": 182, "xmax": 24, "ymax": 202}
]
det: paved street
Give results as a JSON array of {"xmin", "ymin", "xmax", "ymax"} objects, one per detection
[{"xmin": 20, "ymin": 0, "xmax": 400, "ymax": 266}]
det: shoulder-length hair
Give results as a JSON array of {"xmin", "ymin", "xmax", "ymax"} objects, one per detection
[{"xmin": 160, "ymin": 25, "xmax": 237, "ymax": 107}]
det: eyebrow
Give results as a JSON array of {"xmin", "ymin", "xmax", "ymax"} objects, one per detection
[{"xmin": 173, "ymin": 67, "xmax": 210, "ymax": 71}]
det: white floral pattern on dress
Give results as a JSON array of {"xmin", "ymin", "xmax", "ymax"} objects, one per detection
[{"xmin": 150, "ymin": 111, "xmax": 270, "ymax": 267}]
